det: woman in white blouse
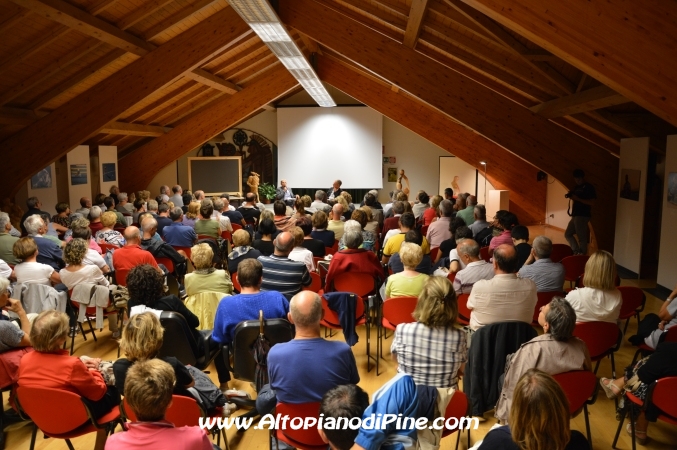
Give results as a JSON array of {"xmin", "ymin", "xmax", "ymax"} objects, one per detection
[
  {"xmin": 565, "ymin": 250, "xmax": 621, "ymax": 323},
  {"xmin": 12, "ymin": 237, "xmax": 61, "ymax": 286},
  {"xmin": 59, "ymin": 238, "xmax": 109, "ymax": 289}
]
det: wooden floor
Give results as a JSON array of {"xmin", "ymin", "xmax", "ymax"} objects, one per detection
[{"xmin": 4, "ymin": 225, "xmax": 677, "ymax": 449}]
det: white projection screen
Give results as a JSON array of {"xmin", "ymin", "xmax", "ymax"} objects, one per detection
[{"xmin": 277, "ymin": 106, "xmax": 383, "ymax": 189}]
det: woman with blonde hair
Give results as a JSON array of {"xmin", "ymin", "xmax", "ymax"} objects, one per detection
[
  {"xmin": 182, "ymin": 201, "xmax": 200, "ymax": 227},
  {"xmin": 479, "ymin": 369, "xmax": 589, "ymax": 450},
  {"xmin": 385, "ymin": 242, "xmax": 428, "ymax": 298},
  {"xmin": 360, "ymin": 205, "xmax": 379, "ymax": 233},
  {"xmin": 391, "ymin": 276, "xmax": 466, "ymax": 388},
  {"xmin": 185, "ymin": 243, "xmax": 233, "ymax": 296},
  {"xmin": 227, "ymin": 229, "xmax": 262, "ymax": 274},
  {"xmin": 423, "ymin": 194, "xmax": 442, "ymax": 226},
  {"xmin": 564, "ymin": 250, "xmax": 621, "ymax": 323},
  {"xmin": 336, "ymin": 195, "xmax": 352, "ymax": 221},
  {"xmin": 95, "ymin": 211, "xmax": 124, "ymax": 247}
]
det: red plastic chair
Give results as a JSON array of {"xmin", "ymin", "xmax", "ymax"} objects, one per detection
[
  {"xmin": 155, "ymin": 256, "xmax": 175, "ymax": 273},
  {"xmin": 379, "ymin": 296, "xmax": 418, "ymax": 358},
  {"xmin": 441, "ymin": 390, "xmax": 471, "ymax": 449},
  {"xmin": 68, "ymin": 289, "xmax": 119, "ymax": 355},
  {"xmin": 302, "ymin": 272, "xmax": 322, "ymax": 293},
  {"xmin": 532, "ymin": 291, "xmax": 564, "ymax": 325},
  {"xmin": 421, "ymin": 225, "xmax": 429, "ymax": 236},
  {"xmin": 612, "ymin": 376, "xmax": 677, "ymax": 449},
  {"xmin": 573, "ymin": 321, "xmax": 621, "ymax": 378},
  {"xmin": 561, "ymin": 255, "xmax": 589, "ymax": 288},
  {"xmin": 553, "ymin": 370, "xmax": 598, "ymax": 445},
  {"xmin": 549, "ymin": 244, "xmax": 573, "ymax": 263},
  {"xmin": 456, "ymin": 293, "xmax": 471, "ymax": 326},
  {"xmin": 231, "ymin": 223, "xmax": 243, "ymax": 232},
  {"xmin": 115, "ymin": 267, "xmax": 130, "ymax": 287},
  {"xmin": 430, "ymin": 247, "xmax": 439, "ymax": 262},
  {"xmin": 232, "ymin": 272, "xmax": 241, "ymax": 292},
  {"xmin": 15, "ymin": 386, "xmax": 121, "ymax": 450},
  {"xmin": 631, "ymin": 325, "xmax": 677, "ymax": 364},
  {"xmin": 272, "ymin": 402, "xmax": 326, "ymax": 450},
  {"xmin": 197, "ymin": 234, "xmax": 217, "ymax": 242},
  {"xmin": 331, "ymin": 272, "xmax": 376, "ymax": 297},
  {"xmin": 479, "ymin": 246, "xmax": 491, "ymax": 262},
  {"xmin": 617, "ymin": 286, "xmax": 646, "ymax": 334},
  {"xmin": 447, "ymin": 271, "xmax": 456, "ymax": 283},
  {"xmin": 221, "ymin": 230, "xmax": 233, "ymax": 244},
  {"xmin": 320, "ymin": 294, "xmax": 366, "ymax": 331},
  {"xmin": 325, "ymin": 240, "xmax": 339, "ymax": 256}
]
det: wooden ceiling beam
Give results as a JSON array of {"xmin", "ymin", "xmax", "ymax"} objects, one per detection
[
  {"xmin": 530, "ymin": 85, "xmax": 630, "ymax": 118},
  {"xmin": 0, "ymin": 24, "xmax": 70, "ymax": 76},
  {"xmin": 100, "ymin": 121, "xmax": 170, "ymax": 136},
  {"xmin": 119, "ymin": 65, "xmax": 298, "ymax": 192},
  {"xmin": 87, "ymin": 0, "xmax": 119, "ymax": 15},
  {"xmin": 142, "ymin": 85, "xmax": 213, "ymax": 125},
  {"xmin": 185, "ymin": 69, "xmax": 241, "ymax": 94},
  {"xmin": 116, "ymin": 0, "xmax": 174, "ymax": 31},
  {"xmin": 298, "ymin": 32, "xmax": 322, "ymax": 55},
  {"xmin": 0, "ymin": 7, "xmax": 251, "ymax": 195},
  {"xmin": 279, "ymin": 0, "xmax": 619, "ymax": 251},
  {"xmin": 459, "ymin": 0, "xmax": 677, "ymax": 127},
  {"xmin": 0, "ymin": 9, "xmax": 33, "ymax": 34},
  {"xmin": 403, "ymin": 0, "xmax": 429, "ymax": 48},
  {"xmin": 141, "ymin": 0, "xmax": 218, "ymax": 41},
  {"xmin": 317, "ymin": 54, "xmax": 545, "ymax": 224},
  {"xmin": 122, "ymin": 81, "xmax": 200, "ymax": 123}
]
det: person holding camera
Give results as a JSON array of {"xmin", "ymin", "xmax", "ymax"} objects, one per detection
[{"xmin": 564, "ymin": 169, "xmax": 596, "ymax": 255}]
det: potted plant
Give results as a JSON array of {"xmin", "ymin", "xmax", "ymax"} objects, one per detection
[{"xmin": 258, "ymin": 182, "xmax": 276, "ymax": 204}]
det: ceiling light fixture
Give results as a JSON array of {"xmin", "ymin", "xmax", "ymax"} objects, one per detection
[{"xmin": 229, "ymin": 0, "xmax": 336, "ymax": 107}]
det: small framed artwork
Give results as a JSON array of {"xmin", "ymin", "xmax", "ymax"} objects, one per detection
[
  {"xmin": 388, "ymin": 167, "xmax": 398, "ymax": 182},
  {"xmin": 70, "ymin": 164, "xmax": 88, "ymax": 186},
  {"xmin": 619, "ymin": 168, "xmax": 641, "ymax": 201},
  {"xmin": 102, "ymin": 163, "xmax": 116, "ymax": 182},
  {"xmin": 31, "ymin": 166, "xmax": 52, "ymax": 189}
]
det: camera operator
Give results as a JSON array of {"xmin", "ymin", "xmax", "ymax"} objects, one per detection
[{"xmin": 564, "ymin": 169, "xmax": 596, "ymax": 255}]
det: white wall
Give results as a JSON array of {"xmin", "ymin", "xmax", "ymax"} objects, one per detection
[
  {"xmin": 657, "ymin": 135, "xmax": 677, "ymax": 289},
  {"xmin": 438, "ymin": 156, "xmax": 495, "ymax": 205},
  {"xmin": 67, "ymin": 145, "xmax": 92, "ymax": 210},
  {"xmin": 545, "ymin": 176, "xmax": 571, "ymax": 230},
  {"xmin": 613, "ymin": 137, "xmax": 649, "ymax": 275}
]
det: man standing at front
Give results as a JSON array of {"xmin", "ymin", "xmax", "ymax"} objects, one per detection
[
  {"xmin": 564, "ymin": 169, "xmax": 596, "ymax": 255},
  {"xmin": 256, "ymin": 291, "xmax": 359, "ymax": 415}
]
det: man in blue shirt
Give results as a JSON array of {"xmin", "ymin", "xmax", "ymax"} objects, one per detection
[
  {"xmin": 256, "ymin": 290, "xmax": 359, "ymax": 414},
  {"xmin": 162, "ymin": 207, "xmax": 196, "ymax": 248}
]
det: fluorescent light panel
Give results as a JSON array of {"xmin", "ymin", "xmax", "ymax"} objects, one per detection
[{"xmin": 228, "ymin": 0, "xmax": 336, "ymax": 107}]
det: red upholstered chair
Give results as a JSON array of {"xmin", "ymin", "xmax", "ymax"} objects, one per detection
[
  {"xmin": 15, "ymin": 386, "xmax": 122, "ymax": 450},
  {"xmin": 325, "ymin": 240, "xmax": 339, "ymax": 256},
  {"xmin": 550, "ymin": 243, "xmax": 573, "ymax": 263},
  {"xmin": 612, "ymin": 376, "xmax": 677, "ymax": 450},
  {"xmin": 430, "ymin": 247, "xmax": 439, "ymax": 262},
  {"xmin": 573, "ymin": 321, "xmax": 621, "ymax": 378},
  {"xmin": 532, "ymin": 291, "xmax": 564, "ymax": 325},
  {"xmin": 154, "ymin": 256, "xmax": 175, "ymax": 274},
  {"xmin": 232, "ymin": 272, "xmax": 241, "ymax": 293},
  {"xmin": 553, "ymin": 370, "xmax": 598, "ymax": 446},
  {"xmin": 379, "ymin": 296, "xmax": 418, "ymax": 359},
  {"xmin": 302, "ymin": 271, "xmax": 322, "ymax": 293},
  {"xmin": 420, "ymin": 225, "xmax": 429, "ymax": 236},
  {"xmin": 479, "ymin": 247, "xmax": 491, "ymax": 262},
  {"xmin": 331, "ymin": 272, "xmax": 377, "ymax": 297},
  {"xmin": 272, "ymin": 402, "xmax": 325, "ymax": 450},
  {"xmin": 617, "ymin": 286, "xmax": 646, "ymax": 334},
  {"xmin": 171, "ymin": 246, "xmax": 192, "ymax": 261},
  {"xmin": 441, "ymin": 390, "xmax": 471, "ymax": 449},
  {"xmin": 231, "ymin": 223, "xmax": 243, "ymax": 232},
  {"xmin": 561, "ymin": 255, "xmax": 589, "ymax": 289},
  {"xmin": 456, "ymin": 293, "xmax": 471, "ymax": 326}
]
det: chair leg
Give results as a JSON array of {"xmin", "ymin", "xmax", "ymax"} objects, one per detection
[
  {"xmin": 623, "ymin": 318, "xmax": 630, "ymax": 335},
  {"xmin": 455, "ymin": 430, "xmax": 460, "ymax": 450},
  {"xmin": 629, "ymin": 404, "xmax": 637, "ymax": 450},
  {"xmin": 29, "ymin": 425, "xmax": 38, "ymax": 450},
  {"xmin": 222, "ymin": 428, "xmax": 229, "ymax": 450},
  {"xmin": 612, "ymin": 403, "xmax": 626, "ymax": 448},
  {"xmin": 631, "ymin": 348, "xmax": 642, "ymax": 365},
  {"xmin": 593, "ymin": 359, "xmax": 601, "ymax": 375},
  {"xmin": 86, "ymin": 317, "xmax": 97, "ymax": 342},
  {"xmin": 583, "ymin": 404, "xmax": 592, "ymax": 447},
  {"xmin": 65, "ymin": 439, "xmax": 75, "ymax": 450},
  {"xmin": 79, "ymin": 323, "xmax": 87, "ymax": 341},
  {"xmin": 611, "ymin": 352, "xmax": 616, "ymax": 379}
]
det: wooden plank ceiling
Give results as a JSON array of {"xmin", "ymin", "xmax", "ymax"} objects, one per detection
[{"xmin": 0, "ymin": 0, "xmax": 675, "ymax": 240}]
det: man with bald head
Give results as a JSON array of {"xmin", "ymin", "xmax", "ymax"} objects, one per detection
[
  {"xmin": 327, "ymin": 203, "xmax": 345, "ymax": 241},
  {"xmin": 112, "ymin": 226, "xmax": 162, "ymax": 277},
  {"xmin": 75, "ymin": 197, "xmax": 91, "ymax": 217},
  {"xmin": 467, "ymin": 244, "xmax": 537, "ymax": 331},
  {"xmin": 257, "ymin": 231, "xmax": 311, "ymax": 299},
  {"xmin": 256, "ymin": 291, "xmax": 359, "ymax": 415}
]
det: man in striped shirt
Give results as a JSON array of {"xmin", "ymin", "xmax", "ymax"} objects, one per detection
[
  {"xmin": 517, "ymin": 236, "xmax": 566, "ymax": 292},
  {"xmin": 258, "ymin": 231, "xmax": 311, "ymax": 299},
  {"xmin": 452, "ymin": 239, "xmax": 494, "ymax": 294}
]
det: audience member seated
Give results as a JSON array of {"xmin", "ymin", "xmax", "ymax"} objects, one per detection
[
  {"xmin": 422, "ymin": 195, "xmax": 442, "ymax": 227},
  {"xmin": 488, "ymin": 211, "xmax": 518, "ymax": 255},
  {"xmin": 326, "ymin": 231, "xmax": 384, "ymax": 292},
  {"xmin": 518, "ymin": 236, "xmax": 566, "ymax": 292},
  {"xmin": 131, "ymin": 198, "xmax": 146, "ymax": 225},
  {"xmin": 363, "ymin": 192, "xmax": 384, "ymax": 229},
  {"xmin": 311, "ymin": 190, "xmax": 332, "ymax": 214},
  {"xmin": 287, "ymin": 227, "xmax": 314, "ymax": 273},
  {"xmin": 106, "ymin": 359, "xmax": 213, "ymax": 450},
  {"xmin": 211, "ymin": 198, "xmax": 232, "ymax": 234},
  {"xmin": 221, "ymin": 194, "xmax": 244, "ymax": 227},
  {"xmin": 39, "ymin": 212, "xmax": 66, "ymax": 244},
  {"xmin": 24, "ymin": 215, "xmax": 63, "ymax": 271},
  {"xmin": 468, "ymin": 244, "xmax": 537, "ymax": 331},
  {"xmin": 295, "ymin": 218, "xmax": 323, "ymax": 259},
  {"xmin": 310, "ymin": 211, "xmax": 335, "ymax": 248},
  {"xmin": 382, "ymin": 213, "xmax": 430, "ymax": 264},
  {"xmin": 258, "ymin": 231, "xmax": 311, "ymax": 299},
  {"xmin": 104, "ymin": 196, "xmax": 126, "ymax": 226},
  {"xmin": 331, "ymin": 195, "xmax": 349, "ymax": 222},
  {"xmin": 70, "ymin": 225, "xmax": 110, "ymax": 274},
  {"xmin": 468, "ymin": 204, "xmax": 490, "ymax": 237},
  {"xmin": 272, "ymin": 200, "xmax": 295, "ymax": 232},
  {"xmin": 170, "ymin": 185, "xmax": 184, "ymax": 208},
  {"xmin": 426, "ymin": 199, "xmax": 454, "ymax": 249},
  {"xmin": 438, "ymin": 222, "xmax": 472, "ymax": 270},
  {"xmin": 140, "ymin": 217, "xmax": 188, "ymax": 282},
  {"xmin": 392, "ymin": 277, "xmax": 466, "ymax": 388},
  {"xmin": 456, "ymin": 195, "xmax": 476, "ymax": 226},
  {"xmin": 327, "ymin": 204, "xmax": 346, "ymax": 241},
  {"xmin": 13, "ymin": 237, "xmax": 61, "ymax": 286},
  {"xmin": 252, "ymin": 218, "xmax": 276, "ymax": 256},
  {"xmin": 193, "ymin": 200, "xmax": 220, "ymax": 239},
  {"xmin": 182, "ymin": 202, "xmax": 199, "ymax": 228},
  {"xmin": 163, "ymin": 207, "xmax": 197, "ymax": 248},
  {"xmin": 86, "ymin": 206, "xmax": 104, "ymax": 235},
  {"xmin": 18, "ymin": 310, "xmax": 120, "ymax": 450},
  {"xmin": 227, "ymin": 229, "xmax": 262, "ymax": 275},
  {"xmin": 185, "ymin": 243, "xmax": 233, "ymax": 296},
  {"xmin": 382, "ymin": 201, "xmax": 405, "ymax": 239},
  {"xmin": 412, "ymin": 192, "xmax": 430, "ymax": 220},
  {"xmin": 629, "ymin": 282, "xmax": 677, "ymax": 349},
  {"xmin": 116, "ymin": 192, "xmax": 134, "ymax": 214},
  {"xmin": 19, "ymin": 197, "xmax": 50, "ymax": 236},
  {"xmin": 360, "ymin": 206, "xmax": 379, "ymax": 234},
  {"xmin": 95, "ymin": 211, "xmax": 124, "ymax": 247},
  {"xmin": 66, "ymin": 217, "xmax": 102, "ymax": 252},
  {"xmin": 93, "ymin": 193, "xmax": 107, "ymax": 212},
  {"xmin": 452, "ymin": 239, "xmax": 494, "ymax": 294},
  {"xmin": 385, "ymin": 242, "xmax": 428, "ymax": 298},
  {"xmin": 74, "ymin": 197, "xmax": 90, "ymax": 218},
  {"xmin": 564, "ymin": 250, "xmax": 621, "ymax": 323},
  {"xmin": 495, "ymin": 297, "xmax": 591, "ymax": 422},
  {"xmin": 318, "ymin": 384, "xmax": 370, "ymax": 450},
  {"xmin": 155, "ymin": 203, "xmax": 173, "ymax": 236},
  {"xmin": 112, "ymin": 227, "xmax": 161, "ymax": 284},
  {"xmin": 256, "ymin": 291, "xmax": 359, "ymax": 415},
  {"xmin": 237, "ymin": 193, "xmax": 261, "ymax": 225},
  {"xmin": 511, "ymin": 225, "xmax": 531, "ymax": 271},
  {"xmin": 481, "ymin": 369, "xmax": 590, "ymax": 450},
  {"xmin": 0, "ymin": 212, "xmax": 19, "ymax": 265},
  {"xmin": 388, "ymin": 230, "xmax": 432, "ymax": 275},
  {"xmin": 51, "ymin": 202, "xmax": 72, "ymax": 229},
  {"xmin": 599, "ymin": 342, "xmax": 677, "ymax": 445},
  {"xmin": 59, "ymin": 238, "xmax": 109, "ymax": 289},
  {"xmin": 181, "ymin": 193, "xmax": 193, "ymax": 214},
  {"xmin": 212, "ymin": 259, "xmax": 289, "ymax": 346},
  {"xmin": 0, "ymin": 277, "xmax": 31, "ymax": 351}
]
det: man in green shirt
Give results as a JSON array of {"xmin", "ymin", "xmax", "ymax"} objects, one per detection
[
  {"xmin": 457, "ymin": 195, "xmax": 477, "ymax": 226},
  {"xmin": 0, "ymin": 212, "xmax": 19, "ymax": 265}
]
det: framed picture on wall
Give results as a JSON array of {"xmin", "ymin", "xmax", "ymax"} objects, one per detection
[
  {"xmin": 387, "ymin": 167, "xmax": 398, "ymax": 182},
  {"xmin": 30, "ymin": 166, "xmax": 52, "ymax": 189},
  {"xmin": 102, "ymin": 163, "xmax": 116, "ymax": 182},
  {"xmin": 619, "ymin": 168, "xmax": 641, "ymax": 201},
  {"xmin": 668, "ymin": 172, "xmax": 677, "ymax": 206},
  {"xmin": 70, "ymin": 164, "xmax": 88, "ymax": 186}
]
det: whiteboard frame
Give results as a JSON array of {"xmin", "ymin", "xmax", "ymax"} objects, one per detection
[{"xmin": 187, "ymin": 156, "xmax": 242, "ymax": 196}]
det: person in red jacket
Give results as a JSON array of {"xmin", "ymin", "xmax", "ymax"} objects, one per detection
[{"xmin": 325, "ymin": 230, "xmax": 384, "ymax": 292}]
